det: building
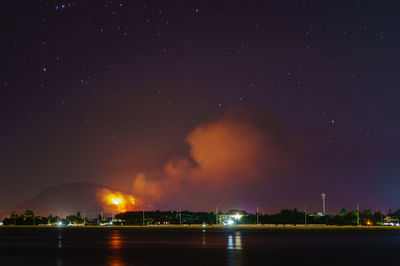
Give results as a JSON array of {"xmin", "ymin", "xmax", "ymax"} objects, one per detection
[
  {"xmin": 382, "ymin": 216, "xmax": 400, "ymax": 226},
  {"xmin": 219, "ymin": 210, "xmax": 247, "ymax": 225}
]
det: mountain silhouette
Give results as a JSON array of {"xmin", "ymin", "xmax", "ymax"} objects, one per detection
[{"xmin": 12, "ymin": 182, "xmax": 123, "ymax": 218}]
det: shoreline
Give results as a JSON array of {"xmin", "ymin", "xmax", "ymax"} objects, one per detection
[{"xmin": 1, "ymin": 225, "xmax": 400, "ymax": 231}]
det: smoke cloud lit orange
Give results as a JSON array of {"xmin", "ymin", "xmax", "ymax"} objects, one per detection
[
  {"xmin": 132, "ymin": 109, "xmax": 279, "ymax": 205},
  {"xmin": 186, "ymin": 115, "xmax": 268, "ymax": 184}
]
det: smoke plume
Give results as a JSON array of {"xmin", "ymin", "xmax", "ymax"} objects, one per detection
[{"xmin": 133, "ymin": 109, "xmax": 283, "ymax": 206}]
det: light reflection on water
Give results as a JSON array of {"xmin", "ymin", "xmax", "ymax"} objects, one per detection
[
  {"xmin": 3, "ymin": 227, "xmax": 398, "ymax": 266},
  {"xmin": 56, "ymin": 230, "xmax": 63, "ymax": 266},
  {"xmin": 58, "ymin": 231, "xmax": 62, "ymax": 248},
  {"xmin": 235, "ymin": 232, "xmax": 242, "ymax": 250},
  {"xmin": 227, "ymin": 232, "xmax": 243, "ymax": 266},
  {"xmin": 108, "ymin": 230, "xmax": 125, "ymax": 266},
  {"xmin": 227, "ymin": 232, "xmax": 242, "ymax": 250},
  {"xmin": 109, "ymin": 230, "xmax": 123, "ymax": 250},
  {"xmin": 228, "ymin": 234, "xmax": 234, "ymax": 249},
  {"xmin": 202, "ymin": 230, "xmax": 206, "ymax": 248},
  {"xmin": 109, "ymin": 259, "xmax": 125, "ymax": 266}
]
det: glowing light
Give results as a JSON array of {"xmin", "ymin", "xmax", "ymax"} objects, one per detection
[
  {"xmin": 227, "ymin": 219, "xmax": 234, "ymax": 225},
  {"xmin": 232, "ymin": 214, "xmax": 243, "ymax": 220},
  {"xmin": 97, "ymin": 188, "xmax": 137, "ymax": 213},
  {"xmin": 105, "ymin": 193, "xmax": 127, "ymax": 212},
  {"xmin": 111, "ymin": 198, "xmax": 122, "ymax": 205}
]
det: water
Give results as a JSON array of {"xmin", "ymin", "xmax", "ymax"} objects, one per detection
[{"xmin": 1, "ymin": 227, "xmax": 400, "ymax": 265}]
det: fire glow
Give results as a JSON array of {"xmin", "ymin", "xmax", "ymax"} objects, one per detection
[
  {"xmin": 111, "ymin": 198, "xmax": 122, "ymax": 206},
  {"xmin": 132, "ymin": 109, "xmax": 273, "ymax": 204},
  {"xmin": 97, "ymin": 188, "xmax": 136, "ymax": 213}
]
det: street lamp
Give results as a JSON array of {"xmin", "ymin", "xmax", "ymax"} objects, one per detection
[
  {"xmin": 321, "ymin": 193, "xmax": 326, "ymax": 215},
  {"xmin": 304, "ymin": 202, "xmax": 308, "ymax": 225},
  {"xmin": 356, "ymin": 201, "xmax": 360, "ymax": 226},
  {"xmin": 256, "ymin": 204, "xmax": 259, "ymax": 225}
]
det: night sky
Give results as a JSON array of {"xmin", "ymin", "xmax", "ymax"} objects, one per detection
[{"xmin": 1, "ymin": 0, "xmax": 400, "ymax": 214}]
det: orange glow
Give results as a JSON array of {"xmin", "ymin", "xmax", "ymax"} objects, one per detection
[
  {"xmin": 97, "ymin": 188, "xmax": 137, "ymax": 213},
  {"xmin": 366, "ymin": 220, "xmax": 373, "ymax": 226},
  {"xmin": 133, "ymin": 109, "xmax": 273, "ymax": 202},
  {"xmin": 185, "ymin": 115, "xmax": 268, "ymax": 184}
]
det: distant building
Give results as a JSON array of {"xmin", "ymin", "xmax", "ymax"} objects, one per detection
[
  {"xmin": 308, "ymin": 212, "xmax": 324, "ymax": 218},
  {"xmin": 219, "ymin": 210, "xmax": 247, "ymax": 225},
  {"xmin": 382, "ymin": 216, "xmax": 400, "ymax": 226},
  {"xmin": 112, "ymin": 218, "xmax": 125, "ymax": 225}
]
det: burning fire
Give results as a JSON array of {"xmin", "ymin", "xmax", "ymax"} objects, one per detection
[
  {"xmin": 97, "ymin": 188, "xmax": 136, "ymax": 213},
  {"xmin": 111, "ymin": 198, "xmax": 122, "ymax": 206}
]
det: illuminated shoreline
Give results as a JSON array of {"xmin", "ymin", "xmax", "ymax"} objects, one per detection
[{"xmin": 2, "ymin": 225, "xmax": 400, "ymax": 231}]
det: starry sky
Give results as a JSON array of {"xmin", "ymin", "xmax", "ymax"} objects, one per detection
[{"xmin": 1, "ymin": 0, "xmax": 400, "ymax": 214}]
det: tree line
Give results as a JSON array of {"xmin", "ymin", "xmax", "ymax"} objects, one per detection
[{"xmin": 1, "ymin": 208, "xmax": 393, "ymax": 226}]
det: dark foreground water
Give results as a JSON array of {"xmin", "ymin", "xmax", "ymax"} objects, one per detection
[{"xmin": 1, "ymin": 228, "xmax": 400, "ymax": 266}]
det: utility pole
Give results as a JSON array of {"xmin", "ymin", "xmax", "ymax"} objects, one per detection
[
  {"xmin": 216, "ymin": 206, "xmax": 219, "ymax": 225},
  {"xmin": 179, "ymin": 208, "xmax": 182, "ymax": 225},
  {"xmin": 256, "ymin": 204, "xmax": 259, "ymax": 225},
  {"xmin": 33, "ymin": 210, "xmax": 35, "ymax": 226},
  {"xmin": 321, "ymin": 193, "xmax": 326, "ymax": 215},
  {"xmin": 356, "ymin": 201, "xmax": 360, "ymax": 226},
  {"xmin": 142, "ymin": 210, "xmax": 145, "ymax": 226},
  {"xmin": 304, "ymin": 202, "xmax": 308, "ymax": 226},
  {"xmin": 83, "ymin": 211, "xmax": 86, "ymax": 226}
]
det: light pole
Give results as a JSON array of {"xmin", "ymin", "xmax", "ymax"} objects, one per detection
[
  {"xmin": 179, "ymin": 208, "xmax": 182, "ymax": 225},
  {"xmin": 179, "ymin": 203, "xmax": 184, "ymax": 225},
  {"xmin": 256, "ymin": 204, "xmax": 259, "ymax": 225},
  {"xmin": 216, "ymin": 206, "xmax": 219, "ymax": 225},
  {"xmin": 321, "ymin": 193, "xmax": 326, "ymax": 215},
  {"xmin": 304, "ymin": 202, "xmax": 308, "ymax": 226},
  {"xmin": 356, "ymin": 201, "xmax": 360, "ymax": 226},
  {"xmin": 142, "ymin": 210, "xmax": 145, "ymax": 226}
]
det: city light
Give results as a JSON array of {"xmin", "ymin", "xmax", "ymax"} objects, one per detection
[{"xmin": 232, "ymin": 214, "xmax": 243, "ymax": 220}]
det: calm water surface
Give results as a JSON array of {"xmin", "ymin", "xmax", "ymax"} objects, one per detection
[{"xmin": 1, "ymin": 228, "xmax": 400, "ymax": 265}]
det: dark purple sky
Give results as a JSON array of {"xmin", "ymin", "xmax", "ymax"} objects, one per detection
[{"xmin": 1, "ymin": 0, "xmax": 400, "ymax": 214}]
